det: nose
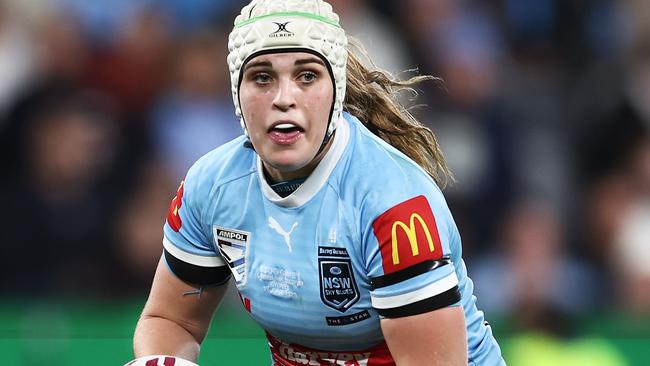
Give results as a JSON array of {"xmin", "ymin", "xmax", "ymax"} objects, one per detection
[{"xmin": 272, "ymin": 78, "xmax": 296, "ymax": 111}]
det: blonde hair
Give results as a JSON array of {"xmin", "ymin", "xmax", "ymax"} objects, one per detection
[{"xmin": 343, "ymin": 40, "xmax": 453, "ymax": 188}]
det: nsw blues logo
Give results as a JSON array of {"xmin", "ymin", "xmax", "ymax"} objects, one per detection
[
  {"xmin": 213, "ymin": 225, "xmax": 250, "ymax": 286},
  {"xmin": 318, "ymin": 247, "xmax": 360, "ymax": 312}
]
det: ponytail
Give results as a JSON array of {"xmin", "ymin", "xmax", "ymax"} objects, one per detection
[{"xmin": 344, "ymin": 40, "xmax": 453, "ymax": 187}]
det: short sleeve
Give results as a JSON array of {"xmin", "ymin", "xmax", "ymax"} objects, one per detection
[
  {"xmin": 162, "ymin": 167, "xmax": 231, "ymax": 286},
  {"xmin": 363, "ymin": 194, "xmax": 461, "ymax": 318}
]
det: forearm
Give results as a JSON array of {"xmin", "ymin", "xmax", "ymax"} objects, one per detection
[
  {"xmin": 132, "ymin": 258, "xmax": 227, "ymax": 362},
  {"xmin": 133, "ymin": 315, "xmax": 202, "ymax": 361}
]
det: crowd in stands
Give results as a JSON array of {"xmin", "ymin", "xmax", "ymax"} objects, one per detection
[{"xmin": 1, "ymin": 1, "xmax": 648, "ymax": 352}]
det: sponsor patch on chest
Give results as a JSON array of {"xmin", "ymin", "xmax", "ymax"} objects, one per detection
[
  {"xmin": 318, "ymin": 246, "xmax": 360, "ymax": 313},
  {"xmin": 257, "ymin": 264, "xmax": 304, "ymax": 300},
  {"xmin": 267, "ymin": 332, "xmax": 394, "ymax": 366},
  {"xmin": 213, "ymin": 225, "xmax": 251, "ymax": 286}
]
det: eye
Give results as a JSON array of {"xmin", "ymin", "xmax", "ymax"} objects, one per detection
[
  {"xmin": 251, "ymin": 72, "xmax": 272, "ymax": 84},
  {"xmin": 298, "ymin": 71, "xmax": 317, "ymax": 83}
]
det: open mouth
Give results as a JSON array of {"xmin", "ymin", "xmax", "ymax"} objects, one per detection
[
  {"xmin": 268, "ymin": 122, "xmax": 305, "ymax": 145},
  {"xmin": 268, "ymin": 122, "xmax": 304, "ymax": 134}
]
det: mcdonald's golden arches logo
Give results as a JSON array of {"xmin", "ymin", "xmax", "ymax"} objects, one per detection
[
  {"xmin": 390, "ymin": 213, "xmax": 435, "ymax": 265},
  {"xmin": 372, "ymin": 195, "xmax": 443, "ymax": 274}
]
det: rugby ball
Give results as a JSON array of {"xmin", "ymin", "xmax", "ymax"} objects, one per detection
[{"xmin": 123, "ymin": 355, "xmax": 199, "ymax": 366}]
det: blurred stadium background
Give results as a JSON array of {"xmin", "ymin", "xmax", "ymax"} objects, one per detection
[{"xmin": 0, "ymin": 0, "xmax": 649, "ymax": 365}]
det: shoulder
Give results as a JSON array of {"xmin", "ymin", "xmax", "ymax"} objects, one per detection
[
  {"xmin": 186, "ymin": 136, "xmax": 254, "ymax": 183},
  {"xmin": 341, "ymin": 114, "xmax": 449, "ymax": 221},
  {"xmin": 183, "ymin": 136, "xmax": 255, "ymax": 198}
]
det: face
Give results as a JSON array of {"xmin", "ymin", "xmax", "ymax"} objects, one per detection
[{"xmin": 239, "ymin": 52, "xmax": 334, "ymax": 181}]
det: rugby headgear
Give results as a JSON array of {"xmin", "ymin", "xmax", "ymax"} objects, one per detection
[{"xmin": 227, "ymin": 0, "xmax": 348, "ymax": 139}]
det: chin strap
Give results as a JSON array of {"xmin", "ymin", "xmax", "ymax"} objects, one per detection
[{"xmin": 316, "ymin": 129, "xmax": 334, "ymax": 155}]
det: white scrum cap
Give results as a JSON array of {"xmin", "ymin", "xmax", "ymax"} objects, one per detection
[{"xmin": 227, "ymin": 0, "xmax": 348, "ymax": 137}]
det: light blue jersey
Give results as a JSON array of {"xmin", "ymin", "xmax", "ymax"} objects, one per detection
[{"xmin": 162, "ymin": 113, "xmax": 505, "ymax": 365}]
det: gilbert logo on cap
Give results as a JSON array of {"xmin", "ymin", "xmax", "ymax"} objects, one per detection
[{"xmin": 269, "ymin": 21, "xmax": 294, "ymax": 38}]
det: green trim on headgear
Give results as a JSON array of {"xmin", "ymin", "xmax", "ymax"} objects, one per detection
[{"xmin": 235, "ymin": 11, "xmax": 341, "ymax": 28}]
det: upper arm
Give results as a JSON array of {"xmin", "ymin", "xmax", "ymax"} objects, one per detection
[
  {"xmin": 140, "ymin": 257, "xmax": 229, "ymax": 343},
  {"xmin": 143, "ymin": 171, "xmax": 232, "ymax": 342},
  {"xmin": 363, "ymin": 193, "xmax": 461, "ymax": 318},
  {"xmin": 359, "ymin": 182, "xmax": 467, "ymax": 364},
  {"xmin": 381, "ymin": 306, "xmax": 468, "ymax": 366},
  {"xmin": 134, "ymin": 168, "xmax": 232, "ymax": 358},
  {"xmin": 163, "ymin": 175, "xmax": 231, "ymax": 286}
]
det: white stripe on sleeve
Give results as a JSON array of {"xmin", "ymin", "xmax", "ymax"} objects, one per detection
[
  {"xmin": 371, "ymin": 272, "xmax": 459, "ymax": 310},
  {"xmin": 163, "ymin": 237, "xmax": 227, "ymax": 267}
]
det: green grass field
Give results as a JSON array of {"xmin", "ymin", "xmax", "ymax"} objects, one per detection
[{"xmin": 0, "ymin": 298, "xmax": 647, "ymax": 365}]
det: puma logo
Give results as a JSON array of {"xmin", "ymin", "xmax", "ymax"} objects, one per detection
[{"xmin": 268, "ymin": 216, "xmax": 298, "ymax": 252}]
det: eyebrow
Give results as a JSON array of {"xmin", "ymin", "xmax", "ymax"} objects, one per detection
[
  {"xmin": 244, "ymin": 60, "xmax": 272, "ymax": 71},
  {"xmin": 243, "ymin": 57, "xmax": 325, "ymax": 72},
  {"xmin": 294, "ymin": 57, "xmax": 325, "ymax": 67}
]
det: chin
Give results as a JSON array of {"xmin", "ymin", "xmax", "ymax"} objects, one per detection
[
  {"xmin": 267, "ymin": 158, "xmax": 308, "ymax": 173},
  {"xmin": 265, "ymin": 148, "xmax": 310, "ymax": 167}
]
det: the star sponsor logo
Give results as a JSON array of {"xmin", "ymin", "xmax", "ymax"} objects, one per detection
[{"xmin": 325, "ymin": 310, "xmax": 371, "ymax": 326}]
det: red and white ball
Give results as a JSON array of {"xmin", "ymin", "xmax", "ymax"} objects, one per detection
[{"xmin": 123, "ymin": 355, "xmax": 199, "ymax": 366}]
